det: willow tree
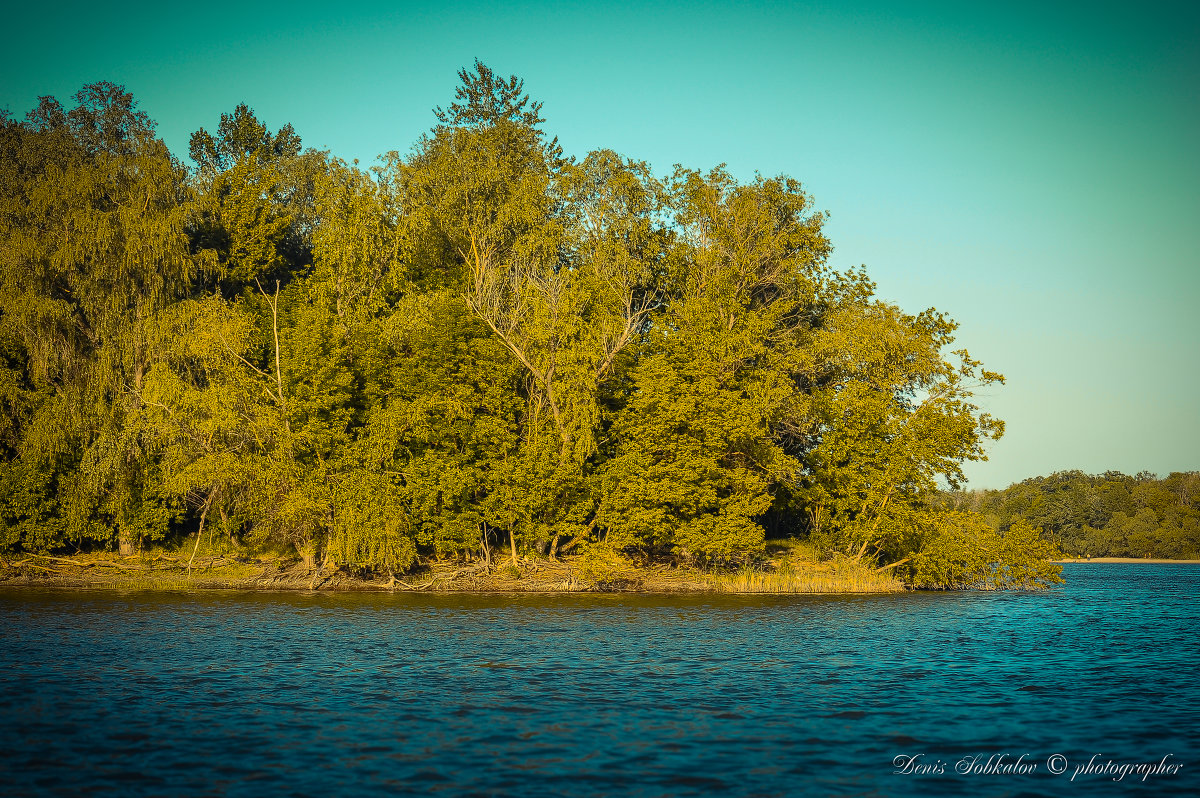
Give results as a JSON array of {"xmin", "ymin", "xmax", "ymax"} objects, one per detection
[
  {"xmin": 0, "ymin": 84, "xmax": 198, "ymax": 554},
  {"xmin": 138, "ymin": 295, "xmax": 280, "ymax": 558},
  {"xmin": 142, "ymin": 105, "xmax": 406, "ymax": 573},
  {"xmin": 304, "ymin": 157, "xmax": 419, "ymax": 573},
  {"xmin": 143, "ymin": 149, "xmax": 426, "ymax": 575},
  {"xmin": 0, "ymin": 322, "xmax": 60, "ymax": 550}
]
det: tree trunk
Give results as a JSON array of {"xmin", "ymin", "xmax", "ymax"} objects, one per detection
[
  {"xmin": 298, "ymin": 540, "xmax": 316, "ymax": 570},
  {"xmin": 309, "ymin": 534, "xmax": 333, "ymax": 590},
  {"xmin": 186, "ymin": 499, "xmax": 212, "ymax": 577},
  {"xmin": 558, "ymin": 535, "xmax": 584, "ymax": 555},
  {"xmin": 509, "ymin": 526, "xmax": 519, "ymax": 566},
  {"xmin": 219, "ymin": 507, "xmax": 233, "ymax": 545},
  {"xmin": 118, "ymin": 530, "xmax": 135, "ymax": 557}
]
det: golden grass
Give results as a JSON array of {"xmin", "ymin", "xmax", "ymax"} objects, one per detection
[{"xmin": 710, "ymin": 558, "xmax": 904, "ymax": 594}]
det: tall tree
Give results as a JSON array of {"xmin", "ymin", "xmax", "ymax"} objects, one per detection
[
  {"xmin": 401, "ymin": 67, "xmax": 663, "ymax": 561},
  {"xmin": 188, "ymin": 104, "xmax": 318, "ymax": 291},
  {"xmin": 0, "ymin": 84, "xmax": 197, "ymax": 553},
  {"xmin": 597, "ymin": 168, "xmax": 829, "ymax": 561}
]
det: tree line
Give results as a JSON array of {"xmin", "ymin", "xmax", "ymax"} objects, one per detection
[
  {"xmin": 943, "ymin": 470, "xmax": 1200, "ymax": 559},
  {"xmin": 0, "ymin": 62, "xmax": 1062, "ymax": 588}
]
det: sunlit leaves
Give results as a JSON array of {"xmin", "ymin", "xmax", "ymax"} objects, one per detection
[
  {"xmin": 0, "ymin": 85, "xmax": 198, "ymax": 552},
  {"xmin": 905, "ymin": 512, "xmax": 1062, "ymax": 589},
  {"xmin": 0, "ymin": 70, "xmax": 1052, "ymax": 586}
]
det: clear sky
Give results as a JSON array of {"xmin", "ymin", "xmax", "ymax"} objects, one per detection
[{"xmin": 3, "ymin": 0, "xmax": 1197, "ymax": 488}]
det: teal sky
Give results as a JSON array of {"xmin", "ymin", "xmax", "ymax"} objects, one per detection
[{"xmin": 3, "ymin": 0, "xmax": 1197, "ymax": 488}]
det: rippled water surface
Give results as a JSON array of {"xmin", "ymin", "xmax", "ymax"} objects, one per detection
[{"xmin": 1, "ymin": 564, "xmax": 1197, "ymax": 796}]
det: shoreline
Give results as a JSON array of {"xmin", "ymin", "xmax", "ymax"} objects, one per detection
[
  {"xmin": 11, "ymin": 553, "xmax": 1195, "ymax": 595},
  {"xmin": 1055, "ymin": 558, "xmax": 1200, "ymax": 564},
  {"xmin": 0, "ymin": 552, "xmax": 905, "ymax": 595}
]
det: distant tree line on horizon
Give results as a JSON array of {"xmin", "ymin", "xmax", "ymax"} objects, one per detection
[
  {"xmin": 0, "ymin": 62, "xmax": 1065, "ymax": 589},
  {"xmin": 942, "ymin": 470, "xmax": 1200, "ymax": 559}
]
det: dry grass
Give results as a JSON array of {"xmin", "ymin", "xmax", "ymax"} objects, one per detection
[
  {"xmin": 2, "ymin": 538, "xmax": 905, "ymax": 594},
  {"xmin": 710, "ymin": 556, "xmax": 904, "ymax": 594},
  {"xmin": 0, "ymin": 546, "xmax": 300, "ymax": 590}
]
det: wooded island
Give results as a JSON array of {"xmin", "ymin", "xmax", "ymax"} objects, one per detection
[{"xmin": 0, "ymin": 63, "xmax": 1082, "ymax": 590}]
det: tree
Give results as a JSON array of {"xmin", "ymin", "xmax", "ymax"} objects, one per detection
[
  {"xmin": 144, "ymin": 156, "xmax": 418, "ymax": 574},
  {"xmin": 434, "ymin": 59, "xmax": 547, "ymax": 130},
  {"xmin": 189, "ymin": 103, "xmax": 301, "ymax": 176},
  {"xmin": 1, "ymin": 65, "xmax": 1071, "ymax": 588},
  {"xmin": 905, "ymin": 512, "xmax": 1062, "ymax": 589},
  {"xmin": 784, "ymin": 280, "xmax": 1005, "ymax": 568},
  {"xmin": 0, "ymin": 84, "xmax": 198, "ymax": 554},
  {"xmin": 965, "ymin": 470, "xmax": 1200, "ymax": 559},
  {"xmin": 597, "ymin": 167, "xmax": 829, "ymax": 561},
  {"xmin": 401, "ymin": 68, "xmax": 663, "ymax": 562},
  {"xmin": 187, "ymin": 104, "xmax": 318, "ymax": 290}
]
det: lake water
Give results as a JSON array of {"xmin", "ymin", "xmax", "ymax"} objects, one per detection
[{"xmin": 1, "ymin": 564, "xmax": 1197, "ymax": 796}]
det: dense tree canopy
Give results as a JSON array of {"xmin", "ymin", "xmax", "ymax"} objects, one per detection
[
  {"xmin": 0, "ymin": 67, "xmax": 1070, "ymax": 588},
  {"xmin": 944, "ymin": 470, "xmax": 1200, "ymax": 559}
]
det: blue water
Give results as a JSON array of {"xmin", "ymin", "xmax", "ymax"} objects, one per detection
[{"xmin": 1, "ymin": 564, "xmax": 1197, "ymax": 797}]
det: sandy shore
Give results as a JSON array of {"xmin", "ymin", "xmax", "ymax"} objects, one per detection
[{"xmin": 1055, "ymin": 557, "xmax": 1200, "ymax": 564}]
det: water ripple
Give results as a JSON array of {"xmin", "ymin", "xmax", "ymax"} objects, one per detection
[{"xmin": 1, "ymin": 564, "xmax": 1197, "ymax": 796}]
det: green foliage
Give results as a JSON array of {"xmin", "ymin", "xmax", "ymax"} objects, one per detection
[
  {"xmin": 189, "ymin": 103, "xmax": 301, "ymax": 174},
  {"xmin": 573, "ymin": 542, "xmax": 636, "ymax": 586},
  {"xmin": 0, "ymin": 456, "xmax": 68, "ymax": 551},
  {"xmin": 904, "ymin": 512, "xmax": 1062, "ymax": 589},
  {"xmin": 944, "ymin": 470, "xmax": 1200, "ymax": 559},
  {"xmin": 188, "ymin": 103, "xmax": 319, "ymax": 289},
  {"xmin": 784, "ymin": 288, "xmax": 1005, "ymax": 560},
  {"xmin": 434, "ymin": 59, "xmax": 548, "ymax": 130},
  {"xmin": 0, "ymin": 84, "xmax": 197, "ymax": 553},
  {"xmin": 0, "ymin": 69, "xmax": 1051, "ymax": 588},
  {"xmin": 326, "ymin": 470, "xmax": 417, "ymax": 573}
]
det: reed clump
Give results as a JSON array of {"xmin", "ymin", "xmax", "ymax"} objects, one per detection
[{"xmin": 711, "ymin": 544, "xmax": 904, "ymax": 593}]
